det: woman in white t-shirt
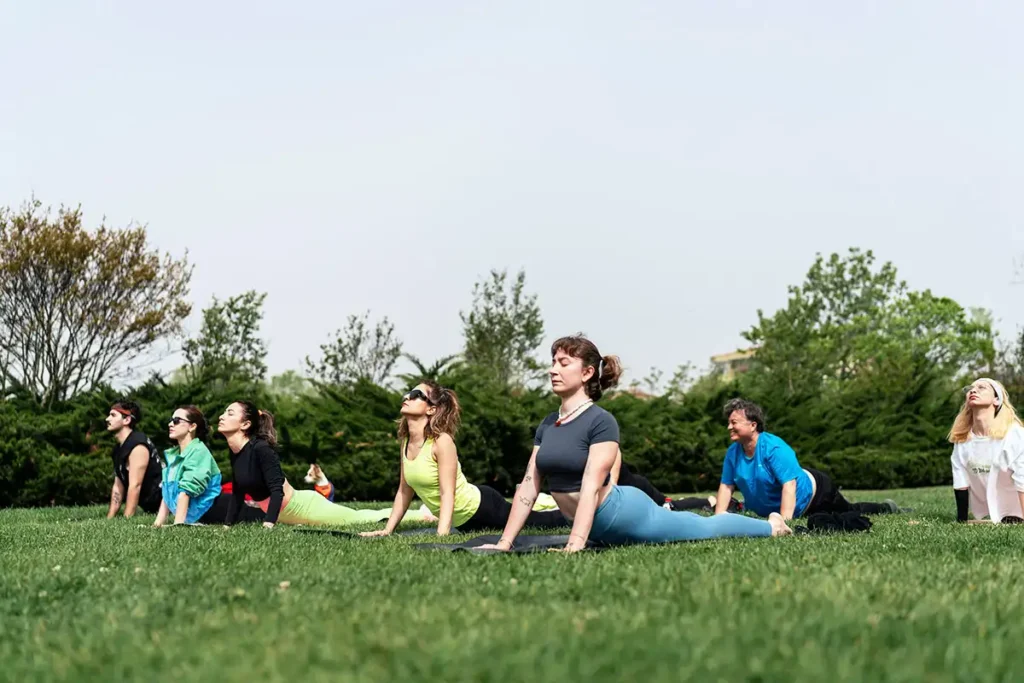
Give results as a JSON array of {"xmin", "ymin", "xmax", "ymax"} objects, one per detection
[{"xmin": 949, "ymin": 378, "xmax": 1024, "ymax": 523}]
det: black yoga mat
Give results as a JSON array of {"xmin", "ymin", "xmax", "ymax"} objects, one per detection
[{"xmin": 413, "ymin": 534, "xmax": 604, "ymax": 553}]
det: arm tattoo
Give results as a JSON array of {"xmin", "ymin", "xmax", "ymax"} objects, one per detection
[
  {"xmin": 518, "ymin": 495, "xmax": 533, "ymax": 507},
  {"xmin": 524, "ymin": 475, "xmax": 533, "ymax": 483}
]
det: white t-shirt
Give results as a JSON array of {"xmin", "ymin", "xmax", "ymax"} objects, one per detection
[{"xmin": 951, "ymin": 423, "xmax": 1024, "ymax": 523}]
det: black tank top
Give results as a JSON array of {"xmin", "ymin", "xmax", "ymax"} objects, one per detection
[{"xmin": 111, "ymin": 431, "xmax": 164, "ymax": 511}]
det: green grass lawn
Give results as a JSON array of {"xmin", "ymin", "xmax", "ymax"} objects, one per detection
[{"xmin": 0, "ymin": 486, "xmax": 1019, "ymax": 682}]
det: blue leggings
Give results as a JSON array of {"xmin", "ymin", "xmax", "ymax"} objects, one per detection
[{"xmin": 590, "ymin": 485, "xmax": 773, "ymax": 545}]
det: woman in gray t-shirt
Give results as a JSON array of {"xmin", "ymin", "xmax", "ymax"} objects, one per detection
[{"xmin": 482, "ymin": 335, "xmax": 792, "ymax": 552}]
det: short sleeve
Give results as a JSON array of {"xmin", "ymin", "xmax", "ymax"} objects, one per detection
[
  {"xmin": 721, "ymin": 447, "xmax": 736, "ymax": 486},
  {"xmin": 951, "ymin": 444, "xmax": 970, "ymax": 489},
  {"xmin": 764, "ymin": 437, "xmax": 803, "ymax": 484},
  {"xmin": 534, "ymin": 414, "xmax": 557, "ymax": 446},
  {"xmin": 999, "ymin": 426, "xmax": 1024, "ymax": 492},
  {"xmin": 587, "ymin": 410, "xmax": 620, "ymax": 445}
]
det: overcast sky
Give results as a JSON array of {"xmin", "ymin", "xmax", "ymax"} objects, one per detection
[{"xmin": 2, "ymin": 2, "xmax": 1021, "ymax": 386}]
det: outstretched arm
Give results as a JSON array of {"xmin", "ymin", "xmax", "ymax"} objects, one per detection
[
  {"xmin": 123, "ymin": 446, "xmax": 150, "ymax": 518},
  {"xmin": 107, "ymin": 478, "xmax": 125, "ymax": 519},
  {"xmin": 779, "ymin": 479, "xmax": 797, "ymax": 520},
  {"xmin": 483, "ymin": 447, "xmax": 543, "ymax": 551},
  {"xmin": 434, "ymin": 435, "xmax": 459, "ymax": 536},
  {"xmin": 363, "ymin": 452, "xmax": 415, "ymax": 537},
  {"xmin": 563, "ymin": 442, "xmax": 618, "ymax": 552}
]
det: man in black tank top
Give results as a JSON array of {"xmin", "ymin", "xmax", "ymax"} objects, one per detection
[{"xmin": 105, "ymin": 400, "xmax": 164, "ymax": 518}]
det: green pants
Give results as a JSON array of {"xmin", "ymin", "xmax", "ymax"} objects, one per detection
[{"xmin": 277, "ymin": 490, "xmax": 422, "ymax": 527}]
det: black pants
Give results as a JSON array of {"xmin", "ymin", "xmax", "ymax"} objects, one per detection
[
  {"xmin": 804, "ymin": 468, "xmax": 893, "ymax": 516},
  {"xmin": 618, "ymin": 463, "xmax": 738, "ymax": 512},
  {"xmin": 198, "ymin": 493, "xmax": 267, "ymax": 524},
  {"xmin": 456, "ymin": 485, "xmax": 567, "ymax": 533}
]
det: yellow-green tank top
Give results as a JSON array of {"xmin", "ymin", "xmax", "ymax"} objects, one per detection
[{"xmin": 402, "ymin": 438, "xmax": 481, "ymax": 527}]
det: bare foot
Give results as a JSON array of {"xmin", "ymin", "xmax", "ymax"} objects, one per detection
[
  {"xmin": 708, "ymin": 495, "xmax": 717, "ymax": 508},
  {"xmin": 419, "ymin": 504, "xmax": 438, "ymax": 523},
  {"xmin": 768, "ymin": 512, "xmax": 792, "ymax": 537}
]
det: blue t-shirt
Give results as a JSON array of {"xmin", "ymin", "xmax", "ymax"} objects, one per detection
[{"xmin": 720, "ymin": 432, "xmax": 813, "ymax": 518}]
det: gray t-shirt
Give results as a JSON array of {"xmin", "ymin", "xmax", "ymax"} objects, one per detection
[{"xmin": 534, "ymin": 405, "xmax": 620, "ymax": 492}]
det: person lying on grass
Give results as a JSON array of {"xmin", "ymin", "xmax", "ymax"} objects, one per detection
[
  {"xmin": 360, "ymin": 380, "xmax": 568, "ymax": 538},
  {"xmin": 105, "ymin": 399, "xmax": 164, "ymax": 519},
  {"xmin": 713, "ymin": 398, "xmax": 902, "ymax": 521},
  {"xmin": 216, "ymin": 401, "xmax": 426, "ymax": 529},
  {"xmin": 950, "ymin": 378, "xmax": 1024, "ymax": 524},
  {"xmin": 153, "ymin": 405, "xmax": 264, "ymax": 527},
  {"xmin": 481, "ymin": 335, "xmax": 790, "ymax": 553}
]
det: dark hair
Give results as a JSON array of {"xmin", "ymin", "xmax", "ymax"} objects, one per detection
[
  {"xmin": 397, "ymin": 380, "xmax": 462, "ymax": 440},
  {"xmin": 235, "ymin": 400, "xmax": 278, "ymax": 447},
  {"xmin": 550, "ymin": 335, "xmax": 622, "ymax": 401},
  {"xmin": 178, "ymin": 405, "xmax": 209, "ymax": 442},
  {"xmin": 111, "ymin": 399, "xmax": 142, "ymax": 429},
  {"xmin": 723, "ymin": 398, "xmax": 766, "ymax": 433}
]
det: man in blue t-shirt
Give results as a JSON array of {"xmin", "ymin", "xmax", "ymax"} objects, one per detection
[{"xmin": 713, "ymin": 398, "xmax": 902, "ymax": 520}]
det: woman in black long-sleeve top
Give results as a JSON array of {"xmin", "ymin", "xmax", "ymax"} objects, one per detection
[
  {"xmin": 218, "ymin": 401, "xmax": 288, "ymax": 528},
  {"xmin": 217, "ymin": 400, "xmax": 420, "ymax": 528}
]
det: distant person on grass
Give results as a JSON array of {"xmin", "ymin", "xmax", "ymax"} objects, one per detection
[
  {"xmin": 482, "ymin": 335, "xmax": 789, "ymax": 552},
  {"xmin": 714, "ymin": 398, "xmax": 901, "ymax": 520},
  {"xmin": 217, "ymin": 401, "xmax": 424, "ymax": 529},
  {"xmin": 361, "ymin": 380, "xmax": 568, "ymax": 538},
  {"xmin": 950, "ymin": 378, "xmax": 1024, "ymax": 524},
  {"xmin": 105, "ymin": 400, "xmax": 164, "ymax": 519},
  {"xmin": 153, "ymin": 405, "xmax": 264, "ymax": 527}
]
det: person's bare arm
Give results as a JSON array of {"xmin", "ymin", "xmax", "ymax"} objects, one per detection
[
  {"xmin": 107, "ymin": 478, "xmax": 125, "ymax": 519},
  {"xmin": 479, "ymin": 447, "xmax": 542, "ymax": 551},
  {"xmin": 714, "ymin": 483, "xmax": 736, "ymax": 514},
  {"xmin": 172, "ymin": 492, "xmax": 191, "ymax": 525},
  {"xmin": 562, "ymin": 442, "xmax": 619, "ymax": 552},
  {"xmin": 153, "ymin": 500, "xmax": 170, "ymax": 527},
  {"xmin": 779, "ymin": 479, "xmax": 797, "ymax": 520},
  {"xmin": 122, "ymin": 445, "xmax": 150, "ymax": 518},
  {"xmin": 609, "ymin": 448, "xmax": 623, "ymax": 486},
  {"xmin": 434, "ymin": 435, "xmax": 459, "ymax": 536},
  {"xmin": 361, "ymin": 453, "xmax": 415, "ymax": 537}
]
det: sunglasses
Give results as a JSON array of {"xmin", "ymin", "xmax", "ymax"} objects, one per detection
[
  {"xmin": 168, "ymin": 417, "xmax": 194, "ymax": 426},
  {"xmin": 403, "ymin": 389, "xmax": 435, "ymax": 404}
]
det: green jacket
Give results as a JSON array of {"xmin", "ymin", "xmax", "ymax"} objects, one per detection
[{"xmin": 162, "ymin": 440, "xmax": 221, "ymax": 497}]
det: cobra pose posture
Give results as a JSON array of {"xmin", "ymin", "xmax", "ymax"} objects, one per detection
[
  {"xmin": 362, "ymin": 381, "xmax": 568, "ymax": 538},
  {"xmin": 483, "ymin": 335, "xmax": 790, "ymax": 553}
]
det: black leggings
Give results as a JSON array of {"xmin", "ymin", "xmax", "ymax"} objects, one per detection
[
  {"xmin": 198, "ymin": 494, "xmax": 267, "ymax": 525},
  {"xmin": 456, "ymin": 485, "xmax": 567, "ymax": 533},
  {"xmin": 804, "ymin": 468, "xmax": 893, "ymax": 516},
  {"xmin": 618, "ymin": 463, "xmax": 731, "ymax": 512}
]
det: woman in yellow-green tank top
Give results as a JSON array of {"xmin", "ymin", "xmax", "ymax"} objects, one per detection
[{"xmin": 361, "ymin": 380, "xmax": 567, "ymax": 537}]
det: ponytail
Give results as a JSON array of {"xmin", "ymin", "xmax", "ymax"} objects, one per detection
[
  {"xmin": 551, "ymin": 335, "xmax": 622, "ymax": 401},
  {"xmin": 236, "ymin": 401, "xmax": 279, "ymax": 447}
]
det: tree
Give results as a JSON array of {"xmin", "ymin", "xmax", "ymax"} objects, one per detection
[
  {"xmin": 398, "ymin": 352, "xmax": 461, "ymax": 386},
  {"xmin": 744, "ymin": 248, "xmax": 994, "ymax": 397},
  {"xmin": 267, "ymin": 370, "xmax": 313, "ymax": 400},
  {"xmin": 664, "ymin": 362, "xmax": 697, "ymax": 399},
  {"xmin": 182, "ymin": 291, "xmax": 268, "ymax": 384},
  {"xmin": 460, "ymin": 269, "xmax": 544, "ymax": 387},
  {"xmin": 306, "ymin": 311, "xmax": 402, "ymax": 386},
  {"xmin": 0, "ymin": 199, "xmax": 192, "ymax": 408}
]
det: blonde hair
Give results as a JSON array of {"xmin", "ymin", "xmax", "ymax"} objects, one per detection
[{"xmin": 947, "ymin": 378, "xmax": 1023, "ymax": 443}]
